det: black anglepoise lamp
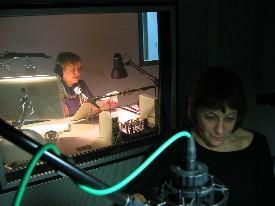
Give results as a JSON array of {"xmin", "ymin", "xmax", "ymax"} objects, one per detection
[
  {"xmin": 111, "ymin": 53, "xmax": 128, "ymax": 79},
  {"xmin": 111, "ymin": 53, "xmax": 159, "ymax": 86}
]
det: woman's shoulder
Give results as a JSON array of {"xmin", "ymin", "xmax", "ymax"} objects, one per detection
[
  {"xmin": 238, "ymin": 128, "xmax": 268, "ymax": 142},
  {"xmin": 229, "ymin": 128, "xmax": 254, "ymax": 151},
  {"xmin": 233, "ymin": 128, "xmax": 254, "ymax": 140},
  {"xmin": 233, "ymin": 128, "xmax": 269, "ymax": 150}
]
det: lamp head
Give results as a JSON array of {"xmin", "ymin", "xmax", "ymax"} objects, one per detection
[{"xmin": 111, "ymin": 53, "xmax": 128, "ymax": 79}]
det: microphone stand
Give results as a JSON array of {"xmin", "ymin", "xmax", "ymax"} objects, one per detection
[
  {"xmin": 92, "ymin": 85, "xmax": 156, "ymax": 101},
  {"xmin": 0, "ymin": 118, "xmax": 147, "ymax": 206}
]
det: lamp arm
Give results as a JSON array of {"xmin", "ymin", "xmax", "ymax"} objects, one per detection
[{"xmin": 126, "ymin": 60, "xmax": 159, "ymax": 86}]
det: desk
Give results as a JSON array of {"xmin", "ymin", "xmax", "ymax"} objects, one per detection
[
  {"xmin": 22, "ymin": 106, "xmax": 140, "ymax": 156},
  {"xmin": 0, "ymin": 106, "xmax": 142, "ymax": 164},
  {"xmin": 21, "ymin": 118, "xmax": 105, "ymax": 156},
  {"xmin": 56, "ymin": 122, "xmax": 102, "ymax": 155}
]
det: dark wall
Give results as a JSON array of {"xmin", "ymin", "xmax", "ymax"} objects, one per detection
[
  {"xmin": 245, "ymin": 1, "xmax": 275, "ymax": 155},
  {"xmin": 177, "ymin": 0, "xmax": 256, "ymax": 124}
]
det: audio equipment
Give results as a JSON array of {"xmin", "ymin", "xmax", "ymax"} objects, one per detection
[
  {"xmin": 73, "ymin": 85, "xmax": 100, "ymax": 109},
  {"xmin": 155, "ymin": 138, "xmax": 229, "ymax": 206}
]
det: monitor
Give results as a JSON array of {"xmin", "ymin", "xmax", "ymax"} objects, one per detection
[{"xmin": 0, "ymin": 75, "xmax": 64, "ymax": 123}]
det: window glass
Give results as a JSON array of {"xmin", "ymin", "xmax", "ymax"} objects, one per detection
[{"xmin": 140, "ymin": 12, "xmax": 159, "ymax": 65}]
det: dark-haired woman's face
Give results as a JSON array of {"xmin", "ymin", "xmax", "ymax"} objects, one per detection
[{"xmin": 197, "ymin": 107, "xmax": 238, "ymax": 147}]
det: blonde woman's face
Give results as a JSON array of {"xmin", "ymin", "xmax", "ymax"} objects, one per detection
[
  {"xmin": 197, "ymin": 107, "xmax": 238, "ymax": 147},
  {"xmin": 62, "ymin": 62, "xmax": 81, "ymax": 87}
]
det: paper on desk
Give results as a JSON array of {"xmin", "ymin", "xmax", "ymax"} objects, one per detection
[
  {"xmin": 71, "ymin": 101, "xmax": 99, "ymax": 121},
  {"xmin": 22, "ymin": 120, "xmax": 70, "ymax": 136}
]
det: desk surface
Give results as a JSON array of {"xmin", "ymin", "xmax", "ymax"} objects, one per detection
[
  {"xmin": 56, "ymin": 122, "xmax": 101, "ymax": 155},
  {"xmin": 21, "ymin": 106, "xmax": 140, "ymax": 156},
  {"xmin": 0, "ymin": 106, "xmax": 142, "ymax": 165},
  {"xmin": 21, "ymin": 117, "xmax": 107, "ymax": 156}
]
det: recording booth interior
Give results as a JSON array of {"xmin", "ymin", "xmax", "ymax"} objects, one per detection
[
  {"xmin": 0, "ymin": 1, "xmax": 179, "ymax": 206},
  {"xmin": 0, "ymin": 0, "xmax": 275, "ymax": 206}
]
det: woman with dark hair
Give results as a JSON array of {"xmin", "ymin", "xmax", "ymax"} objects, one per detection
[
  {"xmin": 187, "ymin": 67, "xmax": 274, "ymax": 205},
  {"xmin": 188, "ymin": 67, "xmax": 246, "ymax": 134},
  {"xmin": 130, "ymin": 67, "xmax": 274, "ymax": 206}
]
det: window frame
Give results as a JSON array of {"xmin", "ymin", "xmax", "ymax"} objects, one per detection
[{"xmin": 0, "ymin": 1, "xmax": 178, "ymax": 192}]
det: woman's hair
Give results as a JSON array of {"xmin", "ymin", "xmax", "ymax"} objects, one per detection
[
  {"xmin": 188, "ymin": 67, "xmax": 247, "ymax": 131},
  {"xmin": 56, "ymin": 51, "xmax": 81, "ymax": 67},
  {"xmin": 54, "ymin": 52, "xmax": 81, "ymax": 77}
]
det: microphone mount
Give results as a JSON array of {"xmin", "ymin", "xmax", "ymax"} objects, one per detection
[
  {"xmin": 155, "ymin": 138, "xmax": 229, "ymax": 206},
  {"xmin": 73, "ymin": 85, "xmax": 100, "ymax": 109}
]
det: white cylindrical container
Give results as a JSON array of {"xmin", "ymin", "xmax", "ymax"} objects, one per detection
[{"xmin": 99, "ymin": 111, "xmax": 113, "ymax": 145}]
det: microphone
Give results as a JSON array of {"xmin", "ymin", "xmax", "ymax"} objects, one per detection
[
  {"xmin": 157, "ymin": 137, "xmax": 229, "ymax": 205},
  {"xmin": 184, "ymin": 137, "xmax": 197, "ymax": 171},
  {"xmin": 73, "ymin": 85, "xmax": 100, "ymax": 109}
]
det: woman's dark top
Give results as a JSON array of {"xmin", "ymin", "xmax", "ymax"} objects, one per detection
[
  {"xmin": 196, "ymin": 131, "xmax": 274, "ymax": 206},
  {"xmin": 129, "ymin": 130, "xmax": 274, "ymax": 206}
]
